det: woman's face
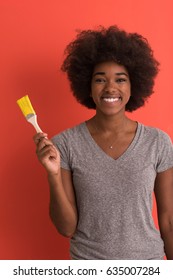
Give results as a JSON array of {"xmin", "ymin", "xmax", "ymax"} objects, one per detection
[{"xmin": 91, "ymin": 61, "xmax": 131, "ymax": 116}]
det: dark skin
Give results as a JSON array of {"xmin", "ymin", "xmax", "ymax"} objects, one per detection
[
  {"xmin": 154, "ymin": 168, "xmax": 173, "ymax": 259},
  {"xmin": 34, "ymin": 61, "xmax": 173, "ymax": 259},
  {"xmin": 34, "ymin": 132, "xmax": 77, "ymax": 238}
]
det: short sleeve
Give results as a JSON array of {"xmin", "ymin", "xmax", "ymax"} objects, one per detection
[
  {"xmin": 51, "ymin": 133, "xmax": 71, "ymax": 171},
  {"xmin": 156, "ymin": 130, "xmax": 173, "ymax": 173}
]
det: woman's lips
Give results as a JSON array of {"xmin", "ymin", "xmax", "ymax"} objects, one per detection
[{"xmin": 102, "ymin": 97, "xmax": 121, "ymax": 103}]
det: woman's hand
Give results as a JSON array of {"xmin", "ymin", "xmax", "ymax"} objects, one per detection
[{"xmin": 33, "ymin": 132, "xmax": 61, "ymax": 175}]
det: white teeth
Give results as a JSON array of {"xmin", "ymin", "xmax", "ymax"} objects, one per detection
[{"xmin": 103, "ymin": 97, "xmax": 120, "ymax": 103}]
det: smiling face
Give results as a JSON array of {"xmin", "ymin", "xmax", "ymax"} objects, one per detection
[{"xmin": 91, "ymin": 61, "xmax": 131, "ymax": 116}]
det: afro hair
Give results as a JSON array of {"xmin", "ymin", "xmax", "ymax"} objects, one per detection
[{"xmin": 61, "ymin": 26, "xmax": 159, "ymax": 112}]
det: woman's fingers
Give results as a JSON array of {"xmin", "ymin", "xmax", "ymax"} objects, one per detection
[
  {"xmin": 37, "ymin": 143, "xmax": 57, "ymax": 158},
  {"xmin": 33, "ymin": 132, "xmax": 53, "ymax": 152},
  {"xmin": 33, "ymin": 133, "xmax": 60, "ymax": 174},
  {"xmin": 33, "ymin": 132, "xmax": 48, "ymax": 145},
  {"xmin": 36, "ymin": 137, "xmax": 53, "ymax": 151}
]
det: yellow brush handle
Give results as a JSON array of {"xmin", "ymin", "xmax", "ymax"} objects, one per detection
[{"xmin": 27, "ymin": 115, "xmax": 42, "ymax": 133}]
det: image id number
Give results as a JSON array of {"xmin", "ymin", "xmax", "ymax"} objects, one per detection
[{"xmin": 106, "ymin": 266, "xmax": 160, "ymax": 276}]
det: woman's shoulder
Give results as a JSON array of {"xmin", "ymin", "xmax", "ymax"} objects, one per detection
[
  {"xmin": 140, "ymin": 122, "xmax": 172, "ymax": 144},
  {"xmin": 51, "ymin": 122, "xmax": 86, "ymax": 144}
]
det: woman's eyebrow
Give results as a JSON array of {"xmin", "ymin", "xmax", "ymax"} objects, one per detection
[
  {"xmin": 93, "ymin": 72, "xmax": 105, "ymax": 76},
  {"xmin": 93, "ymin": 72, "xmax": 128, "ymax": 77},
  {"xmin": 116, "ymin": 72, "xmax": 128, "ymax": 76}
]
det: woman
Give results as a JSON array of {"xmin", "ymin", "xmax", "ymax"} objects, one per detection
[{"xmin": 34, "ymin": 26, "xmax": 173, "ymax": 259}]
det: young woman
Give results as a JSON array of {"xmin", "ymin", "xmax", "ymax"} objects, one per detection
[{"xmin": 33, "ymin": 26, "xmax": 173, "ymax": 259}]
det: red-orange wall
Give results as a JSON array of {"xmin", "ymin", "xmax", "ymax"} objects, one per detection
[{"xmin": 0, "ymin": 0, "xmax": 172, "ymax": 259}]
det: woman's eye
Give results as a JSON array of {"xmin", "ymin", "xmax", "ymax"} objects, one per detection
[
  {"xmin": 116, "ymin": 78, "xmax": 126, "ymax": 83},
  {"xmin": 95, "ymin": 78, "xmax": 106, "ymax": 83}
]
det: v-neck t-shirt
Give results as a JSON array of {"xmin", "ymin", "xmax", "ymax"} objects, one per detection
[{"xmin": 52, "ymin": 122, "xmax": 173, "ymax": 259}]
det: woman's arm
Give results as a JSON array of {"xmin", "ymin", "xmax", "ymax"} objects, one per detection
[
  {"xmin": 33, "ymin": 132, "xmax": 78, "ymax": 237},
  {"xmin": 48, "ymin": 169, "xmax": 78, "ymax": 237},
  {"xmin": 154, "ymin": 167, "xmax": 173, "ymax": 259}
]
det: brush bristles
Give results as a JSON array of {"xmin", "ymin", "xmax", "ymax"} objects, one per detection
[{"xmin": 17, "ymin": 95, "xmax": 36, "ymax": 117}]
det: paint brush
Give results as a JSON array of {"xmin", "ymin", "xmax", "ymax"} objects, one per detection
[{"xmin": 17, "ymin": 95, "xmax": 42, "ymax": 133}]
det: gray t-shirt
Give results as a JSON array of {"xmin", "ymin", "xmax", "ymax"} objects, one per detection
[{"xmin": 52, "ymin": 122, "xmax": 173, "ymax": 259}]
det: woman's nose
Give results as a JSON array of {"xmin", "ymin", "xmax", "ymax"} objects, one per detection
[{"xmin": 104, "ymin": 81, "xmax": 117, "ymax": 93}]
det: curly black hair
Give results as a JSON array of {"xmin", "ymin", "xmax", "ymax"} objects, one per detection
[{"xmin": 61, "ymin": 26, "xmax": 159, "ymax": 112}]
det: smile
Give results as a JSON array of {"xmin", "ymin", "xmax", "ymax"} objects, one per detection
[{"xmin": 102, "ymin": 97, "xmax": 121, "ymax": 103}]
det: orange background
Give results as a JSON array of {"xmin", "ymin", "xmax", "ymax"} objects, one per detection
[{"xmin": 0, "ymin": 0, "xmax": 172, "ymax": 259}]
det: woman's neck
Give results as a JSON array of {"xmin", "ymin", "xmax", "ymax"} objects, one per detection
[{"xmin": 92, "ymin": 113, "xmax": 131, "ymax": 135}]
